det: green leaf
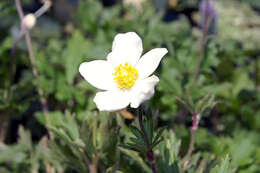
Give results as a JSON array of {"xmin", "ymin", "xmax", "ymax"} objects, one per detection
[
  {"xmin": 0, "ymin": 144, "xmax": 27, "ymax": 164},
  {"xmin": 144, "ymin": 114, "xmax": 153, "ymax": 143},
  {"xmin": 49, "ymin": 126, "xmax": 72, "ymax": 144},
  {"xmin": 232, "ymin": 69, "xmax": 254, "ymax": 96},
  {"xmin": 195, "ymin": 94, "xmax": 216, "ymax": 115},
  {"xmin": 120, "ymin": 148, "xmax": 152, "ymax": 173},
  {"xmin": 151, "ymin": 137, "xmax": 163, "ymax": 149},
  {"xmin": 73, "ymin": 138, "xmax": 85, "ymax": 148},
  {"xmin": 0, "ymin": 37, "xmax": 12, "ymax": 55},
  {"xmin": 64, "ymin": 30, "xmax": 89, "ymax": 84},
  {"xmin": 152, "ymin": 127, "xmax": 166, "ymax": 148},
  {"xmin": 18, "ymin": 126, "xmax": 32, "ymax": 151},
  {"xmin": 75, "ymin": 0, "xmax": 102, "ymax": 34},
  {"xmin": 119, "ymin": 144, "xmax": 142, "ymax": 153},
  {"xmin": 129, "ymin": 126, "xmax": 145, "ymax": 143},
  {"xmin": 228, "ymin": 130, "xmax": 257, "ymax": 167},
  {"xmin": 211, "ymin": 155, "xmax": 233, "ymax": 173},
  {"xmin": 129, "ymin": 137, "xmax": 146, "ymax": 147},
  {"xmin": 61, "ymin": 112, "xmax": 80, "ymax": 141}
]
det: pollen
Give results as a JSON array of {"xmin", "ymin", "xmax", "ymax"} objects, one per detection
[{"xmin": 113, "ymin": 62, "xmax": 138, "ymax": 89}]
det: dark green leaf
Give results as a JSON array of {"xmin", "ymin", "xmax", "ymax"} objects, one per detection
[
  {"xmin": 129, "ymin": 126, "xmax": 145, "ymax": 143},
  {"xmin": 152, "ymin": 127, "xmax": 166, "ymax": 146},
  {"xmin": 144, "ymin": 114, "xmax": 153, "ymax": 143}
]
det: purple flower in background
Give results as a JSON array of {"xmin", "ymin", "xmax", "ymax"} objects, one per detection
[{"xmin": 200, "ymin": 0, "xmax": 218, "ymax": 34}]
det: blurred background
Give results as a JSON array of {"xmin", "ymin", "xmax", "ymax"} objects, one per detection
[{"xmin": 0, "ymin": 0, "xmax": 260, "ymax": 172}]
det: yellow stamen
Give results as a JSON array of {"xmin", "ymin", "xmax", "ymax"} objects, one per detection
[{"xmin": 113, "ymin": 62, "xmax": 138, "ymax": 89}]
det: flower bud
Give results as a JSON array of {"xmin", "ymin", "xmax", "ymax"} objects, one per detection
[
  {"xmin": 22, "ymin": 14, "xmax": 36, "ymax": 29},
  {"xmin": 200, "ymin": 0, "xmax": 218, "ymax": 35}
]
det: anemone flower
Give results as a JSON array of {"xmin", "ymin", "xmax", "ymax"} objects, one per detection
[{"xmin": 79, "ymin": 32, "xmax": 168, "ymax": 111}]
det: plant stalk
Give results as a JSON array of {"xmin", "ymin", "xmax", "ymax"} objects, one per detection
[
  {"xmin": 193, "ymin": 0, "xmax": 215, "ymax": 85},
  {"xmin": 80, "ymin": 149, "xmax": 97, "ymax": 173},
  {"xmin": 138, "ymin": 107, "xmax": 157, "ymax": 173},
  {"xmin": 183, "ymin": 113, "xmax": 200, "ymax": 169},
  {"xmin": 15, "ymin": 0, "xmax": 53, "ymax": 139}
]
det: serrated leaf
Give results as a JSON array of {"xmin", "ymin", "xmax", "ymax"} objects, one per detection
[
  {"xmin": 49, "ymin": 126, "xmax": 72, "ymax": 144},
  {"xmin": 0, "ymin": 145, "xmax": 27, "ymax": 164},
  {"xmin": 195, "ymin": 94, "xmax": 210, "ymax": 113},
  {"xmin": 129, "ymin": 126, "xmax": 145, "ymax": 142},
  {"xmin": 129, "ymin": 137, "xmax": 146, "ymax": 147},
  {"xmin": 198, "ymin": 94, "xmax": 216, "ymax": 115},
  {"xmin": 211, "ymin": 155, "xmax": 232, "ymax": 173},
  {"xmin": 61, "ymin": 113, "xmax": 79, "ymax": 141},
  {"xmin": 18, "ymin": 126, "xmax": 33, "ymax": 151},
  {"xmin": 64, "ymin": 30, "xmax": 89, "ymax": 84},
  {"xmin": 152, "ymin": 127, "xmax": 166, "ymax": 146},
  {"xmin": 152, "ymin": 137, "xmax": 163, "ymax": 149}
]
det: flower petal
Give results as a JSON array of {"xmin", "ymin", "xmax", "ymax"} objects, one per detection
[
  {"xmin": 136, "ymin": 48, "xmax": 168, "ymax": 79},
  {"xmin": 107, "ymin": 32, "xmax": 143, "ymax": 66},
  {"xmin": 94, "ymin": 91, "xmax": 130, "ymax": 111},
  {"xmin": 130, "ymin": 75, "xmax": 159, "ymax": 108},
  {"xmin": 79, "ymin": 60, "xmax": 116, "ymax": 91}
]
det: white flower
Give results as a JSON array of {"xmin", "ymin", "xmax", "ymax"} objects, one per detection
[
  {"xmin": 22, "ymin": 14, "xmax": 36, "ymax": 29},
  {"xmin": 123, "ymin": 0, "xmax": 146, "ymax": 10},
  {"xmin": 79, "ymin": 32, "xmax": 168, "ymax": 111}
]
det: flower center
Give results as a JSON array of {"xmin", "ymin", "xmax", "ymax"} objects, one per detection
[{"xmin": 113, "ymin": 62, "xmax": 138, "ymax": 89}]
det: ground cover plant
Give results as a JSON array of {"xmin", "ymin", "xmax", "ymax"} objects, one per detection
[{"xmin": 0, "ymin": 0, "xmax": 260, "ymax": 172}]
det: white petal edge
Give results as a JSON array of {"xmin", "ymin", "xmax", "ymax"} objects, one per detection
[
  {"xmin": 130, "ymin": 75, "xmax": 160, "ymax": 108},
  {"xmin": 79, "ymin": 60, "xmax": 116, "ymax": 91},
  {"xmin": 93, "ymin": 91, "xmax": 131, "ymax": 111},
  {"xmin": 136, "ymin": 48, "xmax": 168, "ymax": 80},
  {"xmin": 107, "ymin": 32, "xmax": 143, "ymax": 66}
]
